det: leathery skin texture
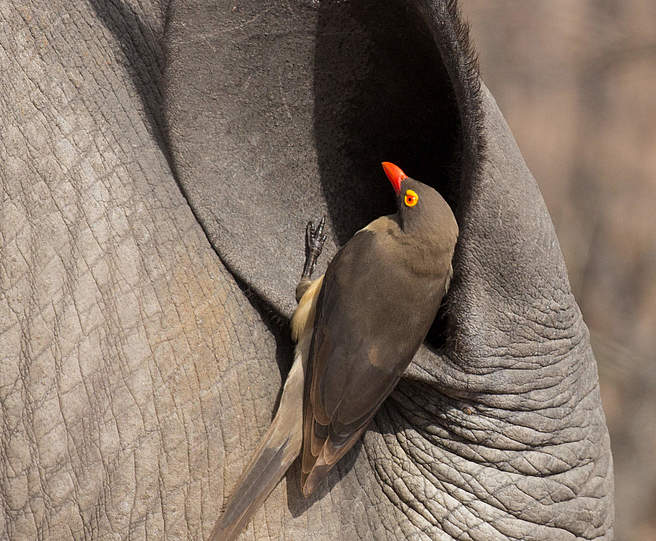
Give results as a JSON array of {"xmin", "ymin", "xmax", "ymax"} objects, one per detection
[{"xmin": 1, "ymin": 0, "xmax": 613, "ymax": 539}]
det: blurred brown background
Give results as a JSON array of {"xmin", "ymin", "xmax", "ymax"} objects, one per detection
[{"xmin": 461, "ymin": 1, "xmax": 656, "ymax": 539}]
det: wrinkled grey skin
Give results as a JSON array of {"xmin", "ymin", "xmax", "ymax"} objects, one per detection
[{"xmin": 0, "ymin": 0, "xmax": 614, "ymax": 539}]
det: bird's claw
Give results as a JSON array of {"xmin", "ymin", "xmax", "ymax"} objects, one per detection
[
  {"xmin": 302, "ymin": 216, "xmax": 327, "ymax": 279},
  {"xmin": 306, "ymin": 216, "xmax": 327, "ymax": 252}
]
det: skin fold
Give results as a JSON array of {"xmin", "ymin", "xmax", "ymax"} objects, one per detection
[{"xmin": 1, "ymin": 0, "xmax": 613, "ymax": 539}]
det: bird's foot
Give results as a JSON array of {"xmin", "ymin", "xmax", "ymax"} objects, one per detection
[{"xmin": 302, "ymin": 216, "xmax": 327, "ymax": 279}]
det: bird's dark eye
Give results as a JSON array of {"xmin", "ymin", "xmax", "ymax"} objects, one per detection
[{"xmin": 404, "ymin": 189, "xmax": 418, "ymax": 207}]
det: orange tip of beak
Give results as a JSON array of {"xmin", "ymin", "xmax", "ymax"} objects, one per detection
[{"xmin": 381, "ymin": 162, "xmax": 407, "ymax": 195}]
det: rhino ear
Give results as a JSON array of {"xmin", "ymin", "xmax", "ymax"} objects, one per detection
[{"xmin": 163, "ymin": 0, "xmax": 483, "ymax": 318}]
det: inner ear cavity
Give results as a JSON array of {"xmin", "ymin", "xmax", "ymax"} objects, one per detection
[
  {"xmin": 162, "ymin": 0, "xmax": 467, "ymax": 317},
  {"xmin": 313, "ymin": 0, "xmax": 463, "ymax": 245}
]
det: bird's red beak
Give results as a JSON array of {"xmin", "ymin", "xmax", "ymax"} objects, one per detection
[{"xmin": 381, "ymin": 162, "xmax": 407, "ymax": 195}]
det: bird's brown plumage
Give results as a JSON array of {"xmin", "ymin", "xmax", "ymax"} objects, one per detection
[
  {"xmin": 300, "ymin": 178, "xmax": 457, "ymax": 494},
  {"xmin": 210, "ymin": 165, "xmax": 457, "ymax": 540}
]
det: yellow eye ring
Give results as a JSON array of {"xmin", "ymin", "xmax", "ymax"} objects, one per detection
[{"xmin": 404, "ymin": 189, "xmax": 419, "ymax": 207}]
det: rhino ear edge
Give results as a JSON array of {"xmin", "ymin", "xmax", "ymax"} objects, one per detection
[{"xmin": 415, "ymin": 0, "xmax": 487, "ymax": 208}]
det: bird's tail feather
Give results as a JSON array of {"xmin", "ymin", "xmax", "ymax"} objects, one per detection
[{"xmin": 208, "ymin": 347, "xmax": 306, "ymax": 541}]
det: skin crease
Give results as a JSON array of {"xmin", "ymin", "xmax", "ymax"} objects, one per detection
[{"xmin": 1, "ymin": 0, "xmax": 613, "ymax": 540}]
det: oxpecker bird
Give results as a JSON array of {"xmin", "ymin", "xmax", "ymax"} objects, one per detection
[{"xmin": 210, "ymin": 162, "xmax": 458, "ymax": 540}]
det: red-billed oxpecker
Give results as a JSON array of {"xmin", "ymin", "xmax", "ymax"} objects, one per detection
[{"xmin": 210, "ymin": 162, "xmax": 458, "ymax": 541}]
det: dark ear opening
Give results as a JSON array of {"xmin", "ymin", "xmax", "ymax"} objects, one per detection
[
  {"xmin": 312, "ymin": 0, "xmax": 483, "ymax": 351},
  {"xmin": 313, "ymin": 0, "xmax": 472, "ymax": 243},
  {"xmin": 164, "ymin": 0, "xmax": 482, "ymax": 318}
]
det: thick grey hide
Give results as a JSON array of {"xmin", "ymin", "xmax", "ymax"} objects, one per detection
[{"xmin": 0, "ymin": 0, "xmax": 613, "ymax": 540}]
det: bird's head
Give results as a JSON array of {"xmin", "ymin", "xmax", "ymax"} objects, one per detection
[{"xmin": 381, "ymin": 162, "xmax": 457, "ymax": 239}]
